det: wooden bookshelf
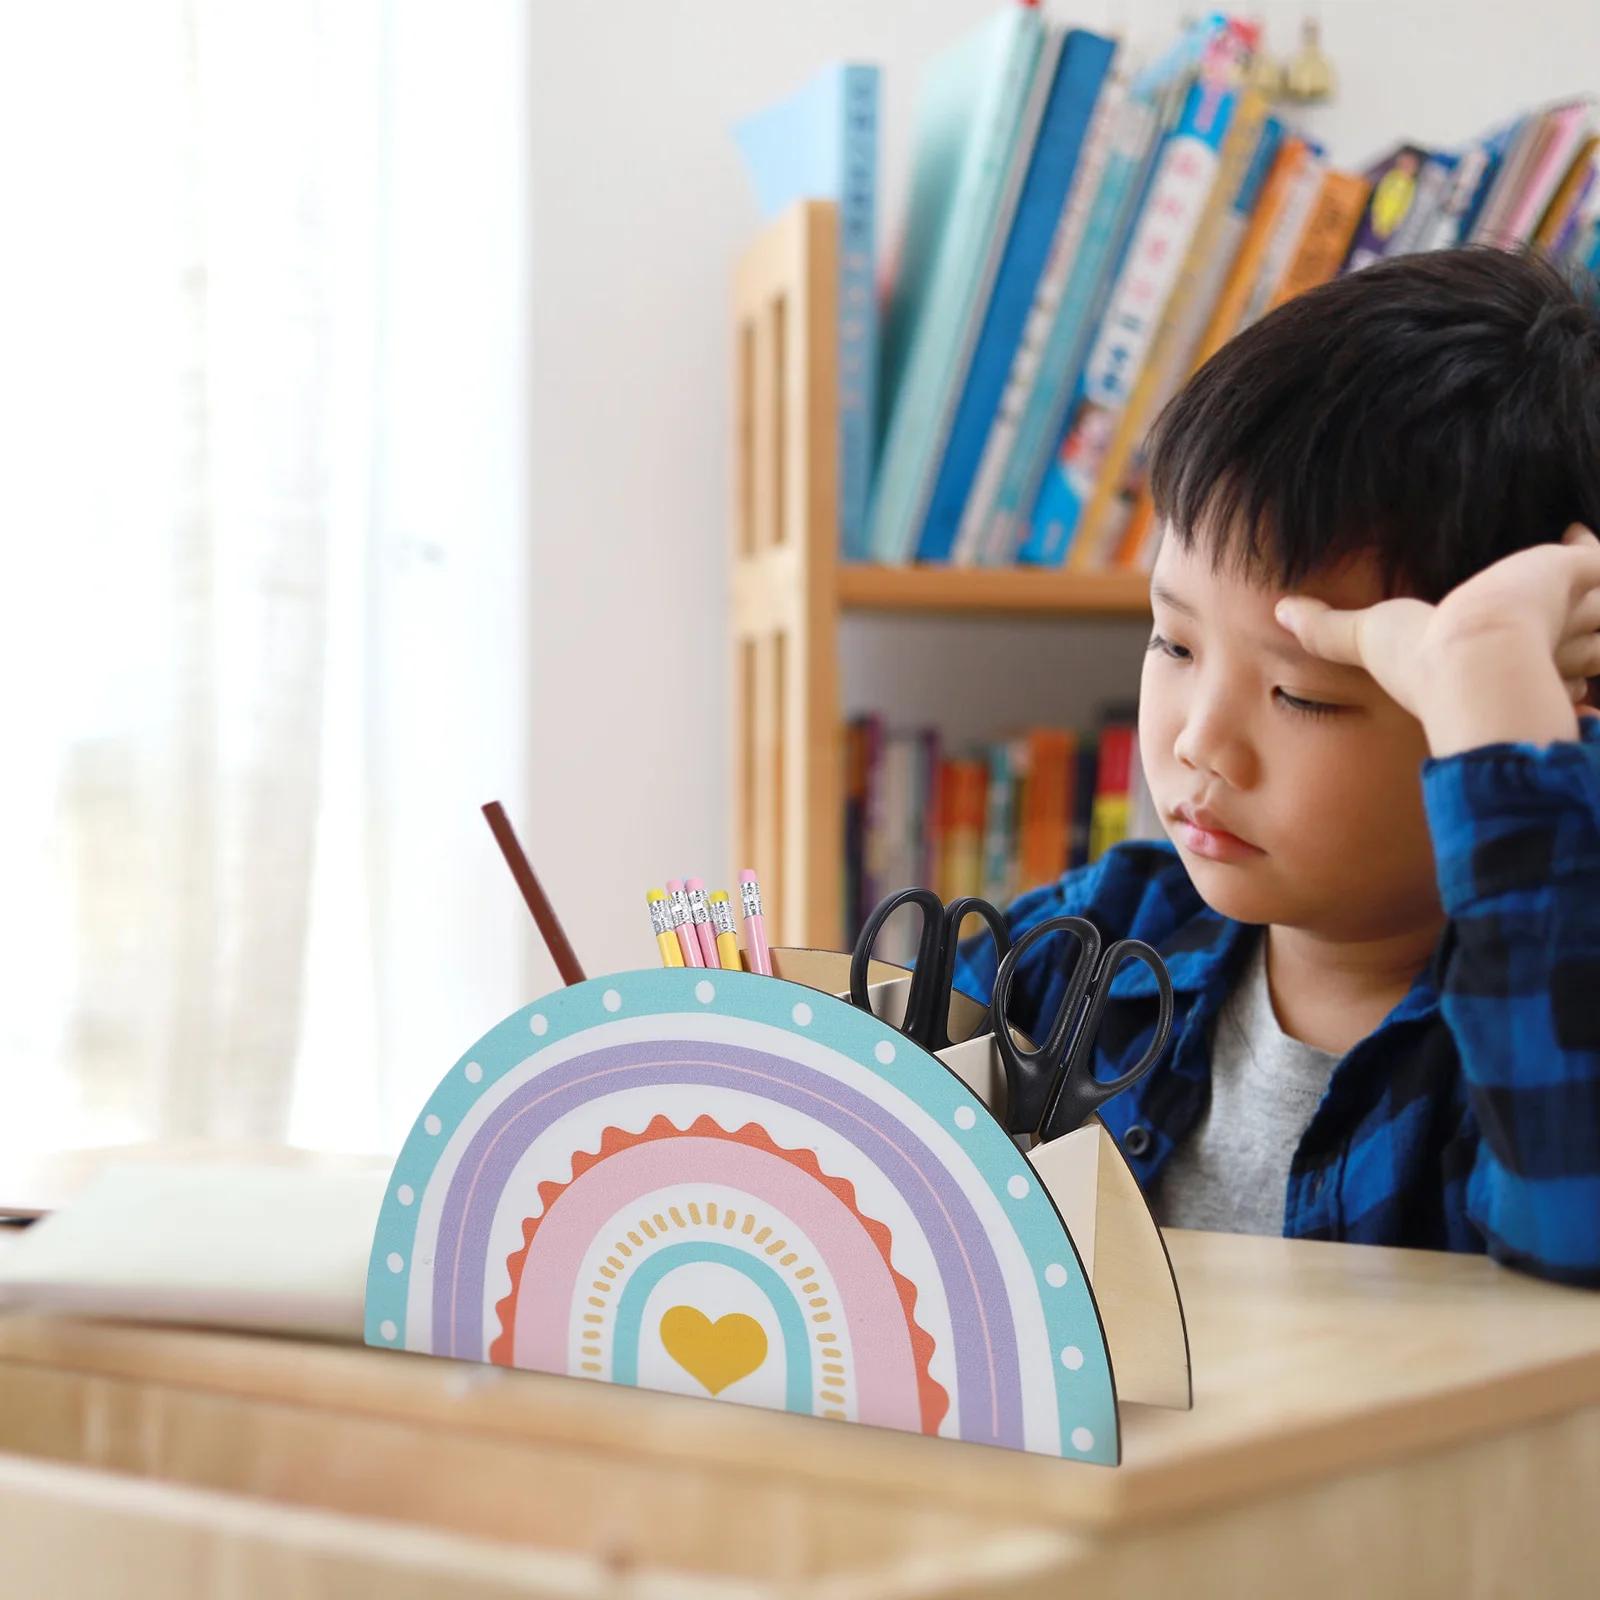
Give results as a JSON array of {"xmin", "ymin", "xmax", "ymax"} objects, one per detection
[{"xmin": 731, "ymin": 201, "xmax": 1149, "ymax": 949}]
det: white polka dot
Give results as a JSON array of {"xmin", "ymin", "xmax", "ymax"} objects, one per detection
[
  {"xmin": 874, "ymin": 1040, "xmax": 896, "ymax": 1065},
  {"xmin": 791, "ymin": 1002, "xmax": 813, "ymax": 1026},
  {"xmin": 603, "ymin": 989, "xmax": 622, "ymax": 1012},
  {"xmin": 379, "ymin": 1320, "xmax": 398, "ymax": 1342},
  {"xmin": 1044, "ymin": 1263, "xmax": 1067, "ymax": 1288},
  {"xmin": 396, "ymin": 1185, "xmax": 415, "ymax": 1207},
  {"xmin": 424, "ymin": 1114, "xmax": 442, "ymax": 1136},
  {"xmin": 464, "ymin": 1061, "xmax": 482, "ymax": 1083},
  {"xmin": 1070, "ymin": 1426, "xmax": 1094, "ymax": 1453},
  {"xmin": 529, "ymin": 1013, "xmax": 548, "ymax": 1036},
  {"xmin": 1061, "ymin": 1345, "xmax": 1084, "ymax": 1371},
  {"xmin": 953, "ymin": 1105, "xmax": 977, "ymax": 1130},
  {"xmin": 386, "ymin": 1252, "xmax": 404, "ymax": 1274},
  {"xmin": 1007, "ymin": 1175, "xmax": 1030, "ymax": 1200},
  {"xmin": 695, "ymin": 980, "xmax": 715, "ymax": 1004}
]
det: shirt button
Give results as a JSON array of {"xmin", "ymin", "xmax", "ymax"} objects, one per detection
[{"xmin": 1123, "ymin": 1124, "xmax": 1153, "ymax": 1158}]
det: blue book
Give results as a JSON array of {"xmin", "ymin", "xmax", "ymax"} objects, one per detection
[
  {"xmin": 912, "ymin": 28, "xmax": 1118, "ymax": 565},
  {"xmin": 734, "ymin": 64, "xmax": 880, "ymax": 559},
  {"xmin": 984, "ymin": 22, "xmax": 1216, "ymax": 567},
  {"xmin": 866, "ymin": 3, "xmax": 1047, "ymax": 564}
]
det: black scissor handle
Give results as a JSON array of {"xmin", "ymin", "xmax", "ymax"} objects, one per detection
[
  {"xmin": 990, "ymin": 916, "xmax": 1104, "ymax": 1137},
  {"xmin": 928, "ymin": 895, "xmax": 1010, "ymax": 1052},
  {"xmin": 1037, "ymin": 938, "xmax": 1174, "ymax": 1143},
  {"xmin": 849, "ymin": 888, "xmax": 946, "ymax": 1044}
]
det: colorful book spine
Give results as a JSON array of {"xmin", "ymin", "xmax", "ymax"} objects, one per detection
[
  {"xmin": 867, "ymin": 3, "xmax": 1046, "ymax": 563},
  {"xmin": 1025, "ymin": 72, "xmax": 1239, "ymax": 570},
  {"xmin": 951, "ymin": 70, "xmax": 1127, "ymax": 567},
  {"xmin": 1343, "ymin": 146, "xmax": 1430, "ymax": 273},
  {"xmin": 982, "ymin": 19, "xmax": 1218, "ymax": 569},
  {"xmin": 1236, "ymin": 146, "xmax": 1326, "ymax": 328},
  {"xmin": 1088, "ymin": 723, "xmax": 1136, "ymax": 863},
  {"xmin": 1267, "ymin": 169, "xmax": 1372, "ymax": 311},
  {"xmin": 1073, "ymin": 82, "xmax": 1273, "ymax": 573},
  {"xmin": 1017, "ymin": 729, "xmax": 1075, "ymax": 891},
  {"xmin": 1110, "ymin": 109, "xmax": 1286, "ymax": 572},
  {"xmin": 1536, "ymin": 135, "xmax": 1599, "ymax": 249},
  {"xmin": 1384, "ymin": 151, "xmax": 1458, "ymax": 258},
  {"xmin": 979, "ymin": 740, "xmax": 1020, "ymax": 905},
  {"xmin": 914, "ymin": 28, "xmax": 1119, "ymax": 564}
]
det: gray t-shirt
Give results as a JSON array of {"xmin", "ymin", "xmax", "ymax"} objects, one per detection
[{"xmin": 1155, "ymin": 932, "xmax": 1341, "ymax": 1236}]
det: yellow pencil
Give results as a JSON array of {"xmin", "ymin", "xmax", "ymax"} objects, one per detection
[
  {"xmin": 708, "ymin": 891, "xmax": 742, "ymax": 972},
  {"xmin": 647, "ymin": 890, "xmax": 685, "ymax": 967}
]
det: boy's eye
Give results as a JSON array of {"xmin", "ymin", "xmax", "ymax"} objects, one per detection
[
  {"xmin": 1146, "ymin": 631, "xmax": 1190, "ymax": 661},
  {"xmin": 1275, "ymin": 689, "xmax": 1342, "ymax": 718}
]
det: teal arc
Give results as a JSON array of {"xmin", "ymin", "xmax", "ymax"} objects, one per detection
[{"xmin": 610, "ymin": 1240, "xmax": 814, "ymax": 1412}]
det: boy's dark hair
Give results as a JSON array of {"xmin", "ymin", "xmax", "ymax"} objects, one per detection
[{"xmin": 1147, "ymin": 247, "xmax": 1600, "ymax": 602}]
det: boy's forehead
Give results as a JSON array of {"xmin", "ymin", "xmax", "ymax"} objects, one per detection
[{"xmin": 1152, "ymin": 528, "xmax": 1387, "ymax": 609}]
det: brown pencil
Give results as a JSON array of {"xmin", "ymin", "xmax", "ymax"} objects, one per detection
[{"xmin": 481, "ymin": 801, "xmax": 587, "ymax": 986}]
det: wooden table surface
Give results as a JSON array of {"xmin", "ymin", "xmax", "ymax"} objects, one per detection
[{"xmin": 2, "ymin": 1229, "xmax": 1598, "ymax": 1596}]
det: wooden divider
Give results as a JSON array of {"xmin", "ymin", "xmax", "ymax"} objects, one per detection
[{"xmin": 731, "ymin": 201, "xmax": 841, "ymax": 951}]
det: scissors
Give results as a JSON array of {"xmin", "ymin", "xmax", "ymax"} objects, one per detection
[
  {"xmin": 991, "ymin": 916, "xmax": 1175, "ymax": 1143},
  {"xmin": 848, "ymin": 887, "xmax": 1011, "ymax": 1052}
]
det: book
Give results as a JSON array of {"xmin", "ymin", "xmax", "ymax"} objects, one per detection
[
  {"xmin": 1343, "ymin": 145, "xmax": 1431, "ymax": 272},
  {"xmin": 1088, "ymin": 722, "xmax": 1137, "ymax": 862},
  {"xmin": 979, "ymin": 738, "xmax": 1022, "ymax": 905},
  {"xmin": 1236, "ymin": 144, "xmax": 1327, "ymax": 326},
  {"xmin": 1480, "ymin": 100, "xmax": 1593, "ymax": 247},
  {"xmin": 1069, "ymin": 738, "xmax": 1098, "ymax": 870},
  {"xmin": 1112, "ymin": 109, "xmax": 1287, "ymax": 571},
  {"xmin": 914, "ymin": 28, "xmax": 1120, "ymax": 564},
  {"xmin": 1384, "ymin": 151, "xmax": 1458, "ymax": 258},
  {"xmin": 1535, "ymin": 134, "xmax": 1599, "ymax": 249},
  {"xmin": 1266, "ymin": 168, "xmax": 1371, "ymax": 311},
  {"xmin": 867, "ymin": 2, "xmax": 1047, "ymax": 564},
  {"xmin": 1072, "ymin": 80, "xmax": 1277, "ymax": 574},
  {"xmin": 1016, "ymin": 729, "xmax": 1075, "ymax": 891},
  {"xmin": 938, "ymin": 757, "xmax": 990, "ymax": 902},
  {"xmin": 1024, "ymin": 51, "xmax": 1245, "ymax": 570},
  {"xmin": 981, "ymin": 20, "xmax": 1217, "ymax": 568},
  {"xmin": 733, "ymin": 64, "xmax": 880, "ymax": 560},
  {"xmin": 951, "ymin": 69, "xmax": 1128, "ymax": 567}
]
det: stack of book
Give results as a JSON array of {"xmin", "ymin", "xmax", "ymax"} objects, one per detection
[
  {"xmin": 842, "ymin": 710, "xmax": 1163, "ymax": 958},
  {"xmin": 739, "ymin": 8, "xmax": 1600, "ymax": 574}
]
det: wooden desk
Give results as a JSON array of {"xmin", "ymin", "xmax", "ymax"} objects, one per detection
[{"xmin": 1, "ymin": 1230, "xmax": 1597, "ymax": 1597}]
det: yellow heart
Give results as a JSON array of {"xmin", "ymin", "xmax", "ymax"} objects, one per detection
[{"xmin": 658, "ymin": 1306, "xmax": 768, "ymax": 1395}]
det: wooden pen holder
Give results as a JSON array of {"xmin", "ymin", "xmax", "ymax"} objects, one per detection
[{"xmin": 366, "ymin": 952, "xmax": 1189, "ymax": 1466}]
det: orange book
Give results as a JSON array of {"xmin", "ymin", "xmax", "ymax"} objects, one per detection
[
  {"xmin": 1016, "ymin": 730, "xmax": 1076, "ymax": 892},
  {"xmin": 940, "ymin": 758, "xmax": 989, "ymax": 906},
  {"xmin": 1267, "ymin": 170, "xmax": 1372, "ymax": 312},
  {"xmin": 1188, "ymin": 136, "xmax": 1312, "ymax": 374},
  {"xmin": 1088, "ymin": 724, "xmax": 1137, "ymax": 864}
]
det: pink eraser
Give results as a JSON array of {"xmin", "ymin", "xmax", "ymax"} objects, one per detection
[
  {"xmin": 685, "ymin": 877, "xmax": 704, "ymax": 891},
  {"xmin": 665, "ymin": 878, "xmax": 684, "ymax": 893}
]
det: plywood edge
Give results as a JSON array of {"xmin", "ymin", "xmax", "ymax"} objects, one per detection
[{"xmin": 1090, "ymin": 1123, "xmax": 1191, "ymax": 1411}]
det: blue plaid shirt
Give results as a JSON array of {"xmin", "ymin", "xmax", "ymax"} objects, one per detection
[{"xmin": 952, "ymin": 716, "xmax": 1600, "ymax": 1286}]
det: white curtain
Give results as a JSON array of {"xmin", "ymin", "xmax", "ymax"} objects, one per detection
[{"xmin": 0, "ymin": 1, "xmax": 533, "ymax": 1167}]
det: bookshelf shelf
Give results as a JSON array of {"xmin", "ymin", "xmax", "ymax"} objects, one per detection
[{"xmin": 838, "ymin": 563, "xmax": 1152, "ymax": 618}]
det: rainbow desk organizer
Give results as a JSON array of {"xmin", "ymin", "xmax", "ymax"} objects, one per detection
[{"xmin": 366, "ymin": 951, "xmax": 1190, "ymax": 1466}]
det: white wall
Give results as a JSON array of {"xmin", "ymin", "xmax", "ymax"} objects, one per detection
[{"xmin": 523, "ymin": 0, "xmax": 1600, "ymax": 986}]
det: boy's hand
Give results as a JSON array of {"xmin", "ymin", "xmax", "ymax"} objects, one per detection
[{"xmin": 1274, "ymin": 525, "xmax": 1600, "ymax": 756}]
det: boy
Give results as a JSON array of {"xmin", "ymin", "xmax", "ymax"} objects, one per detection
[{"xmin": 955, "ymin": 248, "xmax": 1600, "ymax": 1284}]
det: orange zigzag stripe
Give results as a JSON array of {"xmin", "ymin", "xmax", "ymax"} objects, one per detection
[{"xmin": 489, "ymin": 1112, "xmax": 949, "ymax": 1434}]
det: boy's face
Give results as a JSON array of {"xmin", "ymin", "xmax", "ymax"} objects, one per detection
[{"xmin": 1140, "ymin": 531, "xmax": 1442, "ymax": 941}]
